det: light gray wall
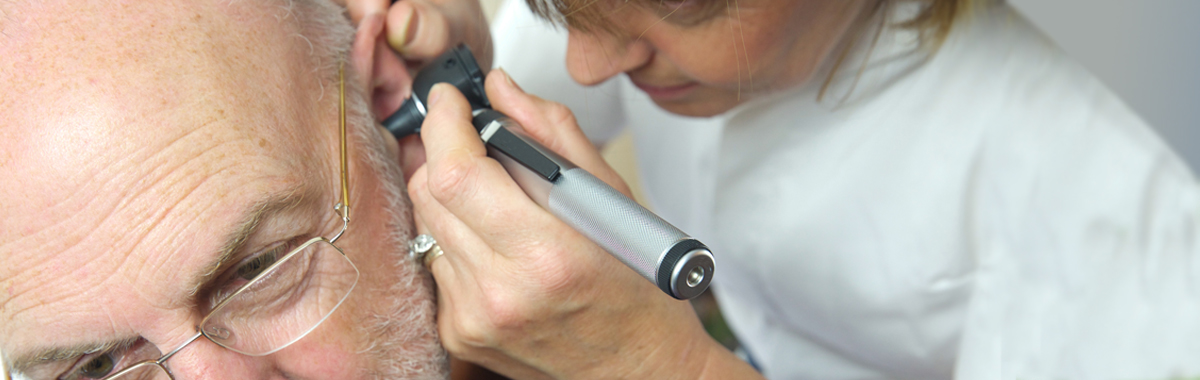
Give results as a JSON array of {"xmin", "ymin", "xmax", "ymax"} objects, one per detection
[{"xmin": 1008, "ymin": 0, "xmax": 1200, "ymax": 172}]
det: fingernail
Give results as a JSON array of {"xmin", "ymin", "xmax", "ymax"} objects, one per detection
[
  {"xmin": 387, "ymin": 6, "xmax": 416, "ymax": 51},
  {"xmin": 497, "ymin": 67, "xmax": 524, "ymax": 93},
  {"xmin": 427, "ymin": 83, "xmax": 446, "ymax": 108}
]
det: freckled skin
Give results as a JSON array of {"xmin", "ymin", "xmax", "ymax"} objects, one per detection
[
  {"xmin": 0, "ymin": 1, "xmax": 435, "ymax": 378},
  {"xmin": 564, "ymin": 0, "xmax": 871, "ymax": 117}
]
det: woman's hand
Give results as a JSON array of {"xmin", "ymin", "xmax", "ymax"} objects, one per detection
[
  {"xmin": 343, "ymin": 0, "xmax": 494, "ymax": 183},
  {"xmin": 346, "ymin": 0, "xmax": 492, "ymax": 70},
  {"xmin": 406, "ymin": 69, "xmax": 728, "ymax": 379}
]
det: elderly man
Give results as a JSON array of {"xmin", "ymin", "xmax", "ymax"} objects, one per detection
[{"xmin": 0, "ymin": 0, "xmax": 479, "ymax": 378}]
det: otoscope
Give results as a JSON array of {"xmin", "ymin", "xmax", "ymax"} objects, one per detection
[{"xmin": 384, "ymin": 45, "xmax": 714, "ymax": 300}]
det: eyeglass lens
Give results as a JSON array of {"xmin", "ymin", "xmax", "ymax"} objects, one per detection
[
  {"xmin": 200, "ymin": 237, "xmax": 358, "ymax": 356},
  {"xmin": 95, "ymin": 238, "xmax": 357, "ymax": 380},
  {"xmin": 102, "ymin": 362, "xmax": 170, "ymax": 380}
]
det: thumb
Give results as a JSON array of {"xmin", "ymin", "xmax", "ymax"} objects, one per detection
[{"xmin": 386, "ymin": 0, "xmax": 453, "ymax": 61}]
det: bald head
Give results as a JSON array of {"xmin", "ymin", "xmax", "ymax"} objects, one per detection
[
  {"xmin": 1, "ymin": 0, "xmax": 339, "ymax": 218},
  {"xmin": 0, "ymin": 1, "xmax": 443, "ymax": 379},
  {"xmin": 0, "ymin": 0, "xmax": 337, "ymax": 332}
]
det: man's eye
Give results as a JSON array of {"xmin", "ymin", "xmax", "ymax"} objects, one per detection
[
  {"xmin": 236, "ymin": 245, "xmax": 286, "ymax": 280},
  {"xmin": 208, "ymin": 242, "xmax": 297, "ymax": 308},
  {"xmin": 56, "ymin": 339, "xmax": 159, "ymax": 380},
  {"xmin": 77, "ymin": 353, "xmax": 116, "ymax": 379},
  {"xmin": 60, "ymin": 349, "xmax": 124, "ymax": 380}
]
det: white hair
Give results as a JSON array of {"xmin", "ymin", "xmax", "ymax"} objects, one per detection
[{"xmin": 283, "ymin": 1, "xmax": 449, "ymax": 378}]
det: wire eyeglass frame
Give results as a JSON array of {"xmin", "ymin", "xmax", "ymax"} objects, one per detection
[{"xmin": 92, "ymin": 64, "xmax": 357, "ymax": 380}]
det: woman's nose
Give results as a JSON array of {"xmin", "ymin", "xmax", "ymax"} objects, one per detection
[{"xmin": 565, "ymin": 29, "xmax": 653, "ymax": 86}]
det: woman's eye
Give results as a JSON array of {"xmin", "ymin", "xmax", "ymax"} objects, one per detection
[
  {"xmin": 659, "ymin": 0, "xmax": 694, "ymax": 6},
  {"xmin": 652, "ymin": 0, "xmax": 722, "ymax": 26},
  {"xmin": 76, "ymin": 352, "xmax": 116, "ymax": 379},
  {"xmin": 236, "ymin": 246, "xmax": 285, "ymax": 280}
]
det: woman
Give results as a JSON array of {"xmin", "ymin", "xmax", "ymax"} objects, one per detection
[{"xmin": 350, "ymin": 0, "xmax": 1200, "ymax": 378}]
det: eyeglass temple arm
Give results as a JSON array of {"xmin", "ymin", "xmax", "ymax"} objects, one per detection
[
  {"xmin": 332, "ymin": 64, "xmax": 351, "ymax": 243},
  {"xmin": 339, "ymin": 64, "xmax": 351, "ymax": 221}
]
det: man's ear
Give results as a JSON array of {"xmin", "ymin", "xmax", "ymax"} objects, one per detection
[{"xmin": 351, "ymin": 12, "xmax": 412, "ymax": 121}]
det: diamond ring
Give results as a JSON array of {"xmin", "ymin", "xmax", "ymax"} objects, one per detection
[{"xmin": 409, "ymin": 234, "xmax": 444, "ymax": 269}]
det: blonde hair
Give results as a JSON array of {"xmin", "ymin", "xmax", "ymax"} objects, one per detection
[
  {"xmin": 524, "ymin": 0, "xmax": 981, "ymax": 101},
  {"xmin": 899, "ymin": 0, "xmax": 980, "ymax": 50},
  {"xmin": 524, "ymin": 0, "xmax": 977, "ymax": 47}
]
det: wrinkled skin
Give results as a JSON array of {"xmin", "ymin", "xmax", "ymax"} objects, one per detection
[{"xmin": 0, "ymin": 1, "xmax": 443, "ymax": 379}]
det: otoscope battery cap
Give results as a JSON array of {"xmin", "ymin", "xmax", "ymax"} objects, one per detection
[{"xmin": 658, "ymin": 239, "xmax": 714, "ymax": 299}]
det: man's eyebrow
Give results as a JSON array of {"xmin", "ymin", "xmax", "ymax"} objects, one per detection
[
  {"xmin": 186, "ymin": 185, "xmax": 309, "ymax": 299},
  {"xmin": 9, "ymin": 187, "xmax": 312, "ymax": 372},
  {"xmin": 10, "ymin": 337, "xmax": 138, "ymax": 373}
]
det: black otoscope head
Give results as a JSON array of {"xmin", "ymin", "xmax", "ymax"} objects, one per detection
[{"xmin": 382, "ymin": 44, "xmax": 490, "ymax": 138}]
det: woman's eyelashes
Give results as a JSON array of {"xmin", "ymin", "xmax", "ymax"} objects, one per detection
[{"xmin": 651, "ymin": 0, "xmax": 726, "ymax": 25}]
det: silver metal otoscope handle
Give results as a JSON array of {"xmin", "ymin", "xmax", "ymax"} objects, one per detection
[{"xmin": 476, "ymin": 112, "xmax": 715, "ymax": 299}]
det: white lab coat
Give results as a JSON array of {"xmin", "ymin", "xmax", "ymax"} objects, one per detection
[{"xmin": 492, "ymin": 1, "xmax": 1200, "ymax": 379}]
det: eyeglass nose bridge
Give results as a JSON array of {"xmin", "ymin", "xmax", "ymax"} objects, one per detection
[
  {"xmin": 157, "ymin": 331, "xmax": 210, "ymax": 379},
  {"xmin": 101, "ymin": 331, "xmax": 203, "ymax": 380},
  {"xmin": 160, "ymin": 332, "xmax": 206, "ymax": 365}
]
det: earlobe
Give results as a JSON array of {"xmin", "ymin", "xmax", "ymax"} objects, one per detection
[{"xmin": 351, "ymin": 12, "xmax": 413, "ymax": 121}]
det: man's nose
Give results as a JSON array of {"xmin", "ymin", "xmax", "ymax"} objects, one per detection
[
  {"xmin": 162, "ymin": 338, "xmax": 279, "ymax": 379},
  {"xmin": 565, "ymin": 29, "xmax": 653, "ymax": 86}
]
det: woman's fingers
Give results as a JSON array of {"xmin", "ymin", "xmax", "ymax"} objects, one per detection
[
  {"xmin": 397, "ymin": 134, "xmax": 426, "ymax": 182},
  {"xmin": 411, "ymin": 162, "xmax": 559, "ymax": 380},
  {"xmin": 409, "ymin": 163, "xmax": 486, "ymax": 277},
  {"xmin": 383, "ymin": 0, "xmax": 492, "ymax": 69},
  {"xmin": 417, "ymin": 84, "xmax": 575, "ymax": 259},
  {"xmin": 484, "ymin": 69, "xmax": 633, "ymax": 196},
  {"xmin": 385, "ymin": 1, "xmax": 450, "ymax": 59},
  {"xmin": 411, "ymin": 79, "xmax": 713, "ymax": 380}
]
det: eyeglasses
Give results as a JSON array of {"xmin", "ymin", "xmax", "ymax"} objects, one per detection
[{"xmin": 56, "ymin": 65, "xmax": 359, "ymax": 380}]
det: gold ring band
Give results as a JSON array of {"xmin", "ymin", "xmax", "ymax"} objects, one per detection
[
  {"xmin": 422, "ymin": 243, "xmax": 444, "ymax": 268},
  {"xmin": 410, "ymin": 234, "xmax": 445, "ymax": 270}
]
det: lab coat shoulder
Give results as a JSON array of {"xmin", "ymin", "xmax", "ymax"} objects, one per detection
[{"xmin": 938, "ymin": 7, "xmax": 1200, "ymax": 380}]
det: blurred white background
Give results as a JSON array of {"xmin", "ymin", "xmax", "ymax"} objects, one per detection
[
  {"xmin": 1009, "ymin": 0, "xmax": 1200, "ymax": 172},
  {"xmin": 481, "ymin": 0, "xmax": 1200, "ymax": 172}
]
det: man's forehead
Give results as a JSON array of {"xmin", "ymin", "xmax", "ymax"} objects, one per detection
[
  {"xmin": 0, "ymin": 0, "xmax": 325, "ymax": 240},
  {"xmin": 0, "ymin": 0, "xmax": 332, "ymax": 234},
  {"xmin": 0, "ymin": 177, "xmax": 320, "ymax": 359},
  {"xmin": 0, "ymin": 0, "xmax": 341, "ymax": 359},
  {"xmin": 0, "ymin": 0, "xmax": 323, "ymax": 135}
]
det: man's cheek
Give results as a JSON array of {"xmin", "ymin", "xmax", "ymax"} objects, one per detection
[{"xmin": 273, "ymin": 312, "xmax": 367, "ymax": 379}]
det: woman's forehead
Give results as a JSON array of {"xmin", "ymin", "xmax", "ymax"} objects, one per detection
[{"xmin": 529, "ymin": 0, "xmax": 797, "ymax": 35}]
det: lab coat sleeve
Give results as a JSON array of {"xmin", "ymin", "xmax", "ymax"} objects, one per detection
[
  {"xmin": 955, "ymin": 75, "xmax": 1200, "ymax": 379},
  {"xmin": 490, "ymin": 0, "xmax": 627, "ymax": 145}
]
